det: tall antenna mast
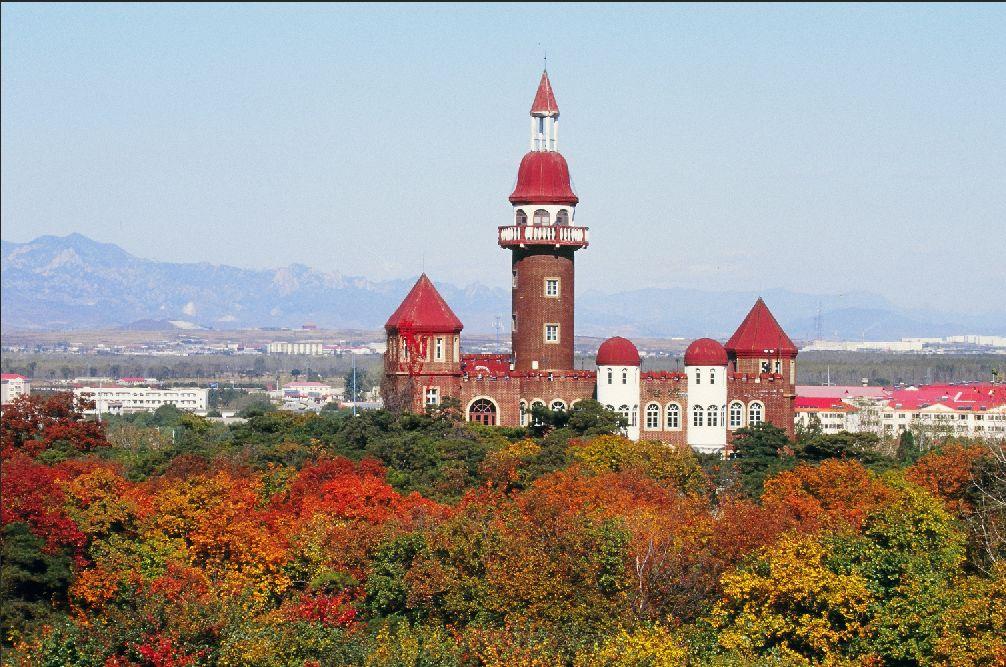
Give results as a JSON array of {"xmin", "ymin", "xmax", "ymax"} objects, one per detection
[{"xmin": 493, "ymin": 315, "xmax": 503, "ymax": 352}]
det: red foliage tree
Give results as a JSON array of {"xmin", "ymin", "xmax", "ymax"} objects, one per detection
[{"xmin": 1, "ymin": 392, "xmax": 108, "ymax": 459}]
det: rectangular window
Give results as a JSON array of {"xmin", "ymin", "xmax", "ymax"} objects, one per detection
[
  {"xmin": 545, "ymin": 324, "xmax": 559, "ymax": 343},
  {"xmin": 544, "ymin": 278, "xmax": 560, "ymax": 298},
  {"xmin": 512, "ymin": 270, "xmax": 517, "ymax": 289},
  {"xmin": 774, "ymin": 360, "xmax": 782, "ymax": 374},
  {"xmin": 435, "ymin": 337, "xmax": 444, "ymax": 361},
  {"xmin": 425, "ymin": 387, "xmax": 440, "ymax": 406},
  {"xmin": 512, "ymin": 314, "xmax": 517, "ymax": 331}
]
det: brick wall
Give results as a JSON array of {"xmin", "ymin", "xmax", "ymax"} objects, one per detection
[{"xmin": 511, "ymin": 247, "xmax": 576, "ymax": 371}]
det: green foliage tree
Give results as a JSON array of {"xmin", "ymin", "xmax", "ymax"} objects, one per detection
[
  {"xmin": 729, "ymin": 422, "xmax": 795, "ymax": 497},
  {"xmin": 0, "ymin": 522, "xmax": 72, "ymax": 646}
]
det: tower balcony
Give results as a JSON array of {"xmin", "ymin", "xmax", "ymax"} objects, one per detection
[{"xmin": 498, "ymin": 224, "xmax": 589, "ymax": 249}]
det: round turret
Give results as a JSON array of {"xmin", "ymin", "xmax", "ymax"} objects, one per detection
[
  {"xmin": 596, "ymin": 336, "xmax": 640, "ymax": 367},
  {"xmin": 684, "ymin": 338, "xmax": 728, "ymax": 367}
]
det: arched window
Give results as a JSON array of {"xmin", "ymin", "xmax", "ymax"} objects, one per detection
[
  {"xmin": 531, "ymin": 400, "xmax": 546, "ymax": 426},
  {"xmin": 533, "ymin": 209, "xmax": 550, "ymax": 226},
  {"xmin": 631, "ymin": 405, "xmax": 638, "ymax": 427},
  {"xmin": 645, "ymin": 403, "xmax": 661, "ymax": 430},
  {"xmin": 666, "ymin": 403, "xmax": 681, "ymax": 429},
  {"xmin": 468, "ymin": 398, "xmax": 497, "ymax": 426},
  {"xmin": 550, "ymin": 400, "xmax": 566, "ymax": 412},
  {"xmin": 618, "ymin": 405, "xmax": 630, "ymax": 424},
  {"xmin": 515, "ymin": 209, "xmax": 527, "ymax": 226},
  {"xmin": 729, "ymin": 401, "xmax": 744, "ymax": 429},
  {"xmin": 692, "ymin": 404, "xmax": 704, "ymax": 427},
  {"xmin": 519, "ymin": 400, "xmax": 528, "ymax": 427},
  {"xmin": 748, "ymin": 402, "xmax": 764, "ymax": 425},
  {"xmin": 622, "ymin": 369, "xmax": 628, "ymax": 385},
  {"xmin": 708, "ymin": 404, "xmax": 719, "ymax": 427},
  {"xmin": 555, "ymin": 209, "xmax": 569, "ymax": 226},
  {"xmin": 607, "ymin": 368, "xmax": 613, "ymax": 385},
  {"xmin": 695, "ymin": 369, "xmax": 701, "ymax": 384},
  {"xmin": 709, "ymin": 368, "xmax": 716, "ymax": 384}
]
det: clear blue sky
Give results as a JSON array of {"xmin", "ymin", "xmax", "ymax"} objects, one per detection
[{"xmin": 3, "ymin": 3, "xmax": 1004, "ymax": 311}]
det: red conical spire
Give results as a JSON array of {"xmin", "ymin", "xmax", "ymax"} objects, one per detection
[
  {"xmin": 530, "ymin": 70, "xmax": 559, "ymax": 117},
  {"xmin": 725, "ymin": 298, "xmax": 797, "ymax": 357},
  {"xmin": 385, "ymin": 274, "xmax": 463, "ymax": 333}
]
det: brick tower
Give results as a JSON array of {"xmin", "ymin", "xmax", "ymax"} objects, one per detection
[{"xmin": 499, "ymin": 71, "xmax": 589, "ymax": 371}]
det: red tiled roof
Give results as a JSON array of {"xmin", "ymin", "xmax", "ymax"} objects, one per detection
[
  {"xmin": 726, "ymin": 298, "xmax": 797, "ymax": 357},
  {"xmin": 684, "ymin": 338, "xmax": 728, "ymax": 366},
  {"xmin": 509, "ymin": 151, "xmax": 579, "ymax": 205},
  {"xmin": 596, "ymin": 337, "xmax": 640, "ymax": 366},
  {"xmin": 795, "ymin": 396, "xmax": 855, "ymax": 410},
  {"xmin": 889, "ymin": 383, "xmax": 1006, "ymax": 411},
  {"xmin": 530, "ymin": 70, "xmax": 559, "ymax": 117},
  {"xmin": 1, "ymin": 374, "xmax": 27, "ymax": 381},
  {"xmin": 385, "ymin": 274, "xmax": 463, "ymax": 333},
  {"xmin": 461, "ymin": 354, "xmax": 512, "ymax": 375}
]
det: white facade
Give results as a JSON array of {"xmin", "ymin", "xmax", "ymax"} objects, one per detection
[
  {"xmin": 878, "ymin": 404, "xmax": 1006, "ymax": 439},
  {"xmin": 268, "ymin": 341, "xmax": 325, "ymax": 355},
  {"xmin": 75, "ymin": 386, "xmax": 208, "ymax": 415},
  {"xmin": 282, "ymin": 382, "xmax": 338, "ymax": 402},
  {"xmin": 685, "ymin": 365, "xmax": 728, "ymax": 454},
  {"xmin": 597, "ymin": 364, "xmax": 641, "ymax": 441},
  {"xmin": 1, "ymin": 374, "xmax": 30, "ymax": 405}
]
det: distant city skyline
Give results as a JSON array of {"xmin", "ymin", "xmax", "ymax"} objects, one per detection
[{"xmin": 2, "ymin": 3, "xmax": 1004, "ymax": 312}]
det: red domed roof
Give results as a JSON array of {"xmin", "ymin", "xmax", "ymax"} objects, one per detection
[
  {"xmin": 684, "ymin": 338, "xmax": 728, "ymax": 366},
  {"xmin": 596, "ymin": 336, "xmax": 640, "ymax": 366},
  {"xmin": 509, "ymin": 151, "xmax": 579, "ymax": 206}
]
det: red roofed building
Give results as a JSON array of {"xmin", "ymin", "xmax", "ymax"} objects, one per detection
[{"xmin": 381, "ymin": 72, "xmax": 799, "ymax": 450}]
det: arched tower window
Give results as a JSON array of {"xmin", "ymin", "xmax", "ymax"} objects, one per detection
[
  {"xmin": 468, "ymin": 398, "xmax": 497, "ymax": 426},
  {"xmin": 729, "ymin": 401, "xmax": 744, "ymax": 428},
  {"xmin": 515, "ymin": 209, "xmax": 528, "ymax": 226},
  {"xmin": 708, "ymin": 404, "xmax": 720, "ymax": 427},
  {"xmin": 748, "ymin": 402, "xmax": 764, "ymax": 425},
  {"xmin": 645, "ymin": 403, "xmax": 661, "ymax": 430},
  {"xmin": 695, "ymin": 369, "xmax": 701, "ymax": 384},
  {"xmin": 555, "ymin": 209, "xmax": 569, "ymax": 226},
  {"xmin": 607, "ymin": 368, "xmax": 613, "ymax": 385},
  {"xmin": 709, "ymin": 368, "xmax": 716, "ymax": 384},
  {"xmin": 692, "ymin": 404, "xmax": 704, "ymax": 427},
  {"xmin": 618, "ymin": 405, "xmax": 630, "ymax": 423},
  {"xmin": 666, "ymin": 403, "xmax": 681, "ymax": 429},
  {"xmin": 533, "ymin": 209, "xmax": 550, "ymax": 226},
  {"xmin": 622, "ymin": 369, "xmax": 628, "ymax": 385},
  {"xmin": 550, "ymin": 400, "xmax": 566, "ymax": 412}
]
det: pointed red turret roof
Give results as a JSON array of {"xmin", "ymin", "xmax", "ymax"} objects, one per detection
[
  {"xmin": 530, "ymin": 70, "xmax": 559, "ymax": 117},
  {"xmin": 385, "ymin": 274, "xmax": 463, "ymax": 333},
  {"xmin": 725, "ymin": 298, "xmax": 798, "ymax": 357}
]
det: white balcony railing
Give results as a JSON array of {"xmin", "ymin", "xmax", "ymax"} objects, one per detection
[{"xmin": 498, "ymin": 224, "xmax": 589, "ymax": 247}]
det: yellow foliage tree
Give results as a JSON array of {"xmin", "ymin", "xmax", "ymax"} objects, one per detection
[
  {"xmin": 575, "ymin": 624, "xmax": 688, "ymax": 667},
  {"xmin": 712, "ymin": 534, "xmax": 872, "ymax": 664}
]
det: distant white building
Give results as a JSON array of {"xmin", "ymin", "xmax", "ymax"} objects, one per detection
[
  {"xmin": 74, "ymin": 386, "xmax": 208, "ymax": 415},
  {"xmin": 795, "ymin": 383, "xmax": 1006, "ymax": 440},
  {"xmin": 282, "ymin": 381, "xmax": 338, "ymax": 402},
  {"xmin": 1, "ymin": 374, "xmax": 30, "ymax": 405},
  {"xmin": 268, "ymin": 341, "xmax": 325, "ymax": 355}
]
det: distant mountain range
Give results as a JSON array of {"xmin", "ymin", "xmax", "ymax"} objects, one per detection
[{"xmin": 3, "ymin": 234, "xmax": 1004, "ymax": 339}]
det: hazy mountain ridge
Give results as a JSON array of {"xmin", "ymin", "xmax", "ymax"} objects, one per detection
[{"xmin": 3, "ymin": 234, "xmax": 1003, "ymax": 338}]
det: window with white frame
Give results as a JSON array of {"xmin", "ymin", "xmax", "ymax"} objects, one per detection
[
  {"xmin": 693, "ymin": 404, "xmax": 704, "ymax": 427},
  {"xmin": 555, "ymin": 209, "xmax": 569, "ymax": 226},
  {"xmin": 425, "ymin": 387, "xmax": 440, "ymax": 406},
  {"xmin": 631, "ymin": 405, "xmax": 638, "ymax": 427},
  {"xmin": 519, "ymin": 400, "xmax": 528, "ymax": 427},
  {"xmin": 531, "ymin": 400, "xmax": 546, "ymax": 426},
  {"xmin": 774, "ymin": 360, "xmax": 782, "ymax": 374},
  {"xmin": 729, "ymin": 401, "xmax": 744, "ymax": 428},
  {"xmin": 607, "ymin": 368, "xmax": 613, "ymax": 384},
  {"xmin": 551, "ymin": 400, "xmax": 566, "ymax": 412},
  {"xmin": 709, "ymin": 368, "xmax": 715, "ymax": 384},
  {"xmin": 645, "ymin": 403, "xmax": 660, "ymax": 430},
  {"xmin": 533, "ymin": 209, "xmax": 550, "ymax": 226},
  {"xmin": 545, "ymin": 324, "xmax": 559, "ymax": 343},
  {"xmin": 666, "ymin": 403, "xmax": 680, "ymax": 429},
  {"xmin": 761, "ymin": 360, "xmax": 771, "ymax": 374},
  {"xmin": 544, "ymin": 278, "xmax": 560, "ymax": 297},
  {"xmin": 748, "ymin": 402, "xmax": 763, "ymax": 425},
  {"xmin": 621, "ymin": 368, "xmax": 628, "ymax": 385},
  {"xmin": 515, "ymin": 209, "xmax": 527, "ymax": 225},
  {"xmin": 618, "ymin": 404, "xmax": 630, "ymax": 423},
  {"xmin": 512, "ymin": 270, "xmax": 517, "ymax": 289},
  {"xmin": 695, "ymin": 369, "xmax": 701, "ymax": 384},
  {"xmin": 435, "ymin": 337, "xmax": 444, "ymax": 361},
  {"xmin": 708, "ymin": 404, "xmax": 719, "ymax": 427}
]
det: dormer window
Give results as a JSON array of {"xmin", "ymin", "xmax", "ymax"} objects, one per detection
[
  {"xmin": 515, "ymin": 209, "xmax": 527, "ymax": 225},
  {"xmin": 555, "ymin": 209, "xmax": 569, "ymax": 226},
  {"xmin": 533, "ymin": 209, "xmax": 550, "ymax": 226}
]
